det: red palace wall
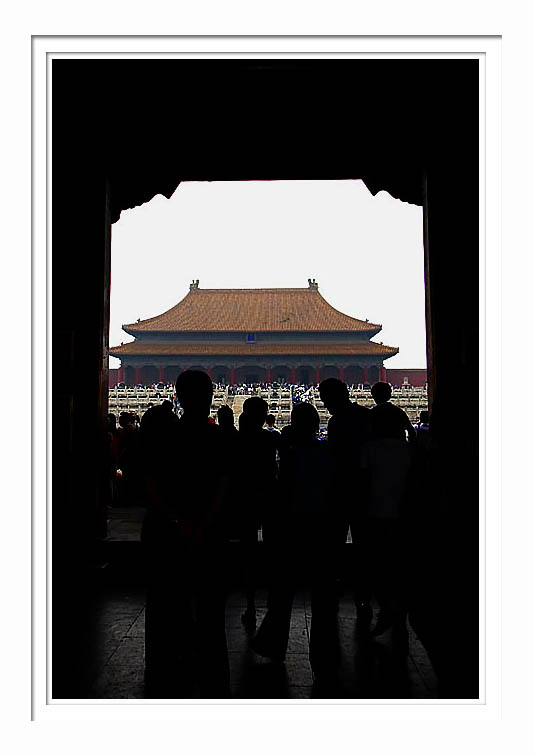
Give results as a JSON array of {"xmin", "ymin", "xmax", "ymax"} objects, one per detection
[{"xmin": 385, "ymin": 368, "xmax": 427, "ymax": 387}]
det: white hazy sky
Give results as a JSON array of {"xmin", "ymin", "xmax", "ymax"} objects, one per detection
[{"xmin": 109, "ymin": 180, "xmax": 426, "ymax": 370}]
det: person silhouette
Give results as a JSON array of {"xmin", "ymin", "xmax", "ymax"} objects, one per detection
[
  {"xmin": 369, "ymin": 381, "xmax": 417, "ymax": 443},
  {"xmin": 217, "ymin": 404, "xmax": 238, "ymax": 440},
  {"xmin": 415, "ymin": 409, "xmax": 431, "ymax": 452},
  {"xmin": 216, "ymin": 403, "xmax": 242, "ymax": 546},
  {"xmin": 250, "ymin": 402, "xmax": 338, "ymax": 680},
  {"xmin": 359, "ymin": 381, "xmax": 415, "ymax": 653},
  {"xmin": 116, "ymin": 411, "xmax": 140, "ymax": 506},
  {"xmin": 264, "ymin": 412, "xmax": 281, "ymax": 436},
  {"xmin": 235, "ymin": 396, "xmax": 278, "ymax": 629},
  {"xmin": 318, "ymin": 378, "xmax": 372, "ymax": 628},
  {"xmin": 141, "ymin": 370, "xmax": 230, "ymax": 697}
]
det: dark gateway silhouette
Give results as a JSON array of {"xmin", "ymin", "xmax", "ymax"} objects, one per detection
[{"xmin": 52, "ymin": 58, "xmax": 479, "ymax": 700}]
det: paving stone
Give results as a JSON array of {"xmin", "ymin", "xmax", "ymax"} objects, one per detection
[
  {"xmin": 409, "ymin": 650, "xmax": 438, "ymax": 693},
  {"xmin": 90, "ymin": 665, "xmax": 146, "ymax": 699},
  {"xmin": 125, "ymin": 612, "xmax": 146, "ymax": 637},
  {"xmin": 95, "ymin": 611, "xmax": 139, "ymax": 639},
  {"xmin": 226, "ymin": 608, "xmax": 308, "ymax": 653},
  {"xmin": 406, "ymin": 657, "xmax": 436, "ymax": 698},
  {"xmin": 284, "ymin": 654, "xmax": 314, "ymax": 686},
  {"xmin": 88, "ymin": 586, "xmax": 440, "ymax": 700},
  {"xmin": 92, "ymin": 682, "xmax": 147, "ymax": 700},
  {"xmin": 288, "ymin": 611, "xmax": 308, "ymax": 632},
  {"xmin": 226, "ymin": 626, "xmax": 255, "ymax": 652},
  {"xmin": 95, "ymin": 592, "xmax": 145, "ymax": 614},
  {"xmin": 286, "ymin": 686, "xmax": 314, "ymax": 699},
  {"xmin": 90, "ymin": 634, "xmax": 123, "ymax": 671},
  {"xmin": 108, "ymin": 636, "xmax": 145, "ymax": 666},
  {"xmin": 231, "ymin": 685, "xmax": 314, "ymax": 700},
  {"xmin": 287, "ymin": 628, "xmax": 309, "ymax": 654}
]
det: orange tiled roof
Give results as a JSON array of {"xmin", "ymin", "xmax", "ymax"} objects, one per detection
[
  {"xmin": 123, "ymin": 285, "xmax": 381, "ymax": 334},
  {"xmin": 109, "ymin": 341, "xmax": 398, "ymax": 357}
]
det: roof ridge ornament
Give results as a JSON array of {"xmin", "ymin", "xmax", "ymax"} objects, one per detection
[
  {"xmin": 190, "ymin": 279, "xmax": 200, "ymax": 291},
  {"xmin": 307, "ymin": 278, "xmax": 319, "ymax": 290}
]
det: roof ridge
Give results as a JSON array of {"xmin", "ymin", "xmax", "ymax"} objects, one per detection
[{"xmin": 192, "ymin": 287, "xmax": 314, "ymax": 292}]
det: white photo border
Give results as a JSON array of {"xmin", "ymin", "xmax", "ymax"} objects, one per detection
[{"xmin": 31, "ymin": 35, "xmax": 501, "ymax": 723}]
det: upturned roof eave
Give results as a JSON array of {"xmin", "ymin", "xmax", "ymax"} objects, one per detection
[
  {"xmin": 122, "ymin": 326, "xmax": 382, "ymax": 336},
  {"xmin": 122, "ymin": 326, "xmax": 140, "ymax": 338},
  {"xmin": 109, "ymin": 342, "xmax": 399, "ymax": 357}
]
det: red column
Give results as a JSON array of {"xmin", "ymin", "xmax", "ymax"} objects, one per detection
[
  {"xmin": 339, "ymin": 366, "xmax": 345, "ymax": 382},
  {"xmin": 158, "ymin": 365, "xmax": 164, "ymax": 382},
  {"xmin": 315, "ymin": 366, "xmax": 321, "ymax": 384},
  {"xmin": 379, "ymin": 366, "xmax": 387, "ymax": 382},
  {"xmin": 230, "ymin": 368, "xmax": 235, "ymax": 385},
  {"xmin": 266, "ymin": 366, "xmax": 272, "ymax": 383},
  {"xmin": 290, "ymin": 367, "xmax": 296, "ymax": 384},
  {"xmin": 118, "ymin": 366, "xmax": 124, "ymax": 383},
  {"xmin": 134, "ymin": 367, "xmax": 142, "ymax": 385},
  {"xmin": 362, "ymin": 366, "xmax": 369, "ymax": 384}
]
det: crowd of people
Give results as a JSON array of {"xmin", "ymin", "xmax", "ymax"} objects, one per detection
[
  {"xmin": 227, "ymin": 381, "xmax": 292, "ymax": 396},
  {"xmin": 104, "ymin": 371, "xmax": 433, "ymax": 697}
]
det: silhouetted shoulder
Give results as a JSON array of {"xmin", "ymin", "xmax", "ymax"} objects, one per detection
[
  {"xmin": 159, "ymin": 419, "xmax": 229, "ymax": 517},
  {"xmin": 370, "ymin": 401, "xmax": 414, "ymax": 440},
  {"xmin": 328, "ymin": 401, "xmax": 371, "ymax": 448},
  {"xmin": 261, "ymin": 427, "xmax": 280, "ymax": 450},
  {"xmin": 351, "ymin": 402, "xmax": 371, "ymax": 420}
]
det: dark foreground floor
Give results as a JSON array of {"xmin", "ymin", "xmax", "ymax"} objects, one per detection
[{"xmin": 84, "ymin": 586, "xmax": 437, "ymax": 700}]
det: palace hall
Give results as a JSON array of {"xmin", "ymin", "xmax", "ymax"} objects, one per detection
[{"xmin": 109, "ymin": 279, "xmax": 398, "ymax": 386}]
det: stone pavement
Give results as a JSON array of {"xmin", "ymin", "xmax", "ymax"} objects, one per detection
[
  {"xmin": 106, "ymin": 507, "xmax": 145, "ymax": 541},
  {"xmin": 86, "ymin": 586, "xmax": 438, "ymax": 700}
]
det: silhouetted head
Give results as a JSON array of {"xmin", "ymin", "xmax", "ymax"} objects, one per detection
[
  {"xmin": 107, "ymin": 413, "xmax": 117, "ymax": 431},
  {"xmin": 217, "ymin": 404, "xmax": 235, "ymax": 430},
  {"xmin": 318, "ymin": 378, "xmax": 350, "ymax": 415},
  {"xmin": 419, "ymin": 410, "xmax": 429, "ymax": 424},
  {"xmin": 175, "ymin": 370, "xmax": 213, "ymax": 419},
  {"xmin": 119, "ymin": 411, "xmax": 134, "ymax": 429},
  {"xmin": 242, "ymin": 396, "xmax": 268, "ymax": 430},
  {"xmin": 238, "ymin": 412, "xmax": 254, "ymax": 433},
  {"xmin": 140, "ymin": 401, "xmax": 178, "ymax": 439},
  {"xmin": 265, "ymin": 414, "xmax": 276, "ymax": 427},
  {"xmin": 371, "ymin": 381, "xmax": 392, "ymax": 405},
  {"xmin": 290, "ymin": 402, "xmax": 320, "ymax": 441}
]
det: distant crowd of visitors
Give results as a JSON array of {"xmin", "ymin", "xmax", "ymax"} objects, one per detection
[{"xmin": 104, "ymin": 371, "xmax": 432, "ymax": 698}]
